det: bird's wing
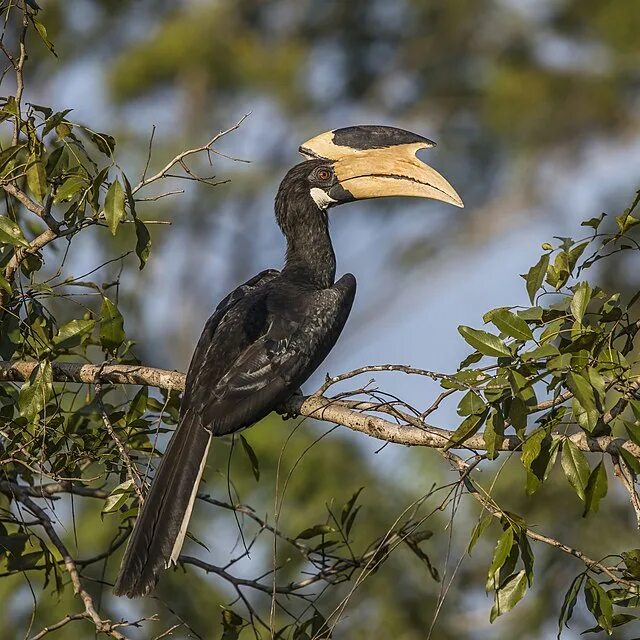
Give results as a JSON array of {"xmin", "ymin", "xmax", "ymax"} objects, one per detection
[
  {"xmin": 188, "ymin": 273, "xmax": 357, "ymax": 435},
  {"xmin": 180, "ymin": 268, "xmax": 280, "ymax": 409}
]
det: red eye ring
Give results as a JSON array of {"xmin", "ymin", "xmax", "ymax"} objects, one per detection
[{"xmin": 317, "ymin": 169, "xmax": 331, "ymax": 181}]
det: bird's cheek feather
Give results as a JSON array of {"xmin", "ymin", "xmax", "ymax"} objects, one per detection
[{"xmin": 309, "ymin": 187, "xmax": 338, "ymax": 209}]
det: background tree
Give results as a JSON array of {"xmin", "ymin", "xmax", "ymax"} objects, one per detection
[{"xmin": 1, "ymin": 1, "xmax": 640, "ymax": 639}]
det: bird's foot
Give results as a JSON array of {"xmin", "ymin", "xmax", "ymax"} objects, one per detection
[{"xmin": 279, "ymin": 388, "xmax": 303, "ymax": 420}]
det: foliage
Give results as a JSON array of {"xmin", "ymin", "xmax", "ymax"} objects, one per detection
[{"xmin": 1, "ymin": 3, "xmax": 640, "ymax": 640}]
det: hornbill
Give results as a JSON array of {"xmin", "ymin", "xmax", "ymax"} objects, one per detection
[{"xmin": 114, "ymin": 125, "xmax": 463, "ymax": 598}]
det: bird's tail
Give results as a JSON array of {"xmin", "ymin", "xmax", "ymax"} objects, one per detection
[{"xmin": 113, "ymin": 411, "xmax": 211, "ymax": 598}]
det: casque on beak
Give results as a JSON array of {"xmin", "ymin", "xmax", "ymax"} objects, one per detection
[{"xmin": 300, "ymin": 125, "xmax": 464, "ymax": 208}]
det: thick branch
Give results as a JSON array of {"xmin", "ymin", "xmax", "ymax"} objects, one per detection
[
  {"xmin": 0, "ymin": 181, "xmax": 45, "ymax": 217},
  {"xmin": 1, "ymin": 360, "xmax": 639, "ymax": 459},
  {"xmin": 0, "ymin": 360, "xmax": 186, "ymax": 389}
]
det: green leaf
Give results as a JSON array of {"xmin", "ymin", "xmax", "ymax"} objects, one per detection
[
  {"xmin": 468, "ymin": 515, "xmax": 492, "ymax": 554},
  {"xmin": 584, "ymin": 577, "xmax": 613, "ymax": 634},
  {"xmin": 526, "ymin": 435, "xmax": 561, "ymax": 495},
  {"xmin": 566, "ymin": 372, "xmax": 598, "ymax": 432},
  {"xmin": 583, "ymin": 460, "xmax": 607, "ymax": 516},
  {"xmin": 508, "ymin": 396, "xmax": 528, "ymax": 436},
  {"xmin": 608, "ymin": 587, "xmax": 640, "ymax": 608},
  {"xmin": 570, "ymin": 282, "xmax": 591, "ymax": 323},
  {"xmin": 134, "ymin": 219, "xmax": 151, "ymax": 269},
  {"xmin": 0, "ymin": 144, "xmax": 24, "ymax": 176},
  {"xmin": 123, "ymin": 174, "xmax": 137, "ymax": 218},
  {"xmin": 30, "ymin": 104, "xmax": 53, "ymax": 119},
  {"xmin": 540, "ymin": 317, "xmax": 565, "ymax": 345},
  {"xmin": 619, "ymin": 447, "xmax": 640, "ymax": 476},
  {"xmin": 521, "ymin": 429, "xmax": 546, "ymax": 471},
  {"xmin": 295, "ymin": 524, "xmax": 335, "ymax": 540},
  {"xmin": 341, "ymin": 487, "xmax": 364, "ymax": 526},
  {"xmin": 33, "ymin": 20, "xmax": 57, "ymax": 56},
  {"xmin": 490, "ymin": 570, "xmax": 527, "ymax": 622},
  {"xmin": 547, "ymin": 251, "xmax": 571, "ymax": 290},
  {"xmin": 445, "ymin": 410, "xmax": 488, "ymax": 451},
  {"xmin": 457, "ymin": 390, "xmax": 486, "ymax": 416},
  {"xmin": 581, "ymin": 214, "xmax": 605, "ymax": 230},
  {"xmin": 518, "ymin": 532, "xmax": 534, "ymax": 586},
  {"xmin": 102, "ymin": 479, "xmax": 135, "ymax": 513},
  {"xmin": 487, "ymin": 527, "xmax": 514, "ymax": 591},
  {"xmin": 524, "ymin": 253, "xmax": 549, "ymax": 303},
  {"xmin": 488, "ymin": 308, "xmax": 533, "ymax": 341},
  {"xmin": 561, "ymin": 439, "xmax": 590, "ymax": 502},
  {"xmin": 616, "ymin": 211, "xmax": 640, "ymax": 234},
  {"xmin": 125, "ymin": 386, "xmax": 148, "ymax": 424},
  {"xmin": 18, "ymin": 361, "xmax": 52, "ymax": 422},
  {"xmin": 54, "ymin": 176, "xmax": 86, "ymax": 203},
  {"xmin": 557, "ymin": 573, "xmax": 586, "ymax": 638},
  {"xmin": 567, "ymin": 242, "xmax": 588, "ymax": 272},
  {"xmin": 458, "ymin": 326, "xmax": 511, "ymax": 357},
  {"xmin": 104, "ymin": 179, "xmax": 125, "ymax": 236},
  {"xmin": 0, "ymin": 216, "xmax": 29, "ymax": 247},
  {"xmin": 89, "ymin": 131, "xmax": 116, "ymax": 156},
  {"xmin": 0, "ymin": 532, "xmax": 27, "ymax": 557},
  {"xmin": 484, "ymin": 409, "xmax": 504, "ymax": 461},
  {"xmin": 26, "ymin": 153, "xmax": 47, "ymax": 203},
  {"xmin": 240, "ymin": 435, "xmax": 260, "ymax": 481},
  {"xmin": 573, "ymin": 397, "xmax": 599, "ymax": 434},
  {"xmin": 8, "ymin": 551, "xmax": 43, "ymax": 571},
  {"xmin": 221, "ymin": 609, "xmax": 245, "ymax": 640},
  {"xmin": 508, "ymin": 369, "xmax": 537, "ymax": 408},
  {"xmin": 0, "ymin": 272, "xmax": 11, "ymax": 294},
  {"xmin": 2, "ymin": 96, "xmax": 18, "ymax": 117},
  {"xmin": 100, "ymin": 296, "xmax": 125, "ymax": 354},
  {"xmin": 55, "ymin": 122, "xmax": 72, "ymax": 139},
  {"xmin": 53, "ymin": 318, "xmax": 95, "ymax": 349},
  {"xmin": 42, "ymin": 109, "xmax": 73, "ymax": 136},
  {"xmin": 621, "ymin": 550, "xmax": 640, "ymax": 579},
  {"xmin": 625, "ymin": 422, "xmax": 640, "ymax": 448}
]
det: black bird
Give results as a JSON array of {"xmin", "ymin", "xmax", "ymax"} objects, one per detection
[{"xmin": 114, "ymin": 125, "xmax": 463, "ymax": 598}]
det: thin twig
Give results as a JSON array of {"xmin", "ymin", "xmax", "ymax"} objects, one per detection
[
  {"xmin": 5, "ymin": 481, "xmax": 130, "ymax": 638},
  {"xmin": 95, "ymin": 382, "xmax": 145, "ymax": 503},
  {"xmin": 130, "ymin": 114, "xmax": 249, "ymax": 195}
]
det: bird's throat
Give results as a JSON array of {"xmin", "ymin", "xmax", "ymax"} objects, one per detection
[{"xmin": 281, "ymin": 204, "xmax": 336, "ymax": 289}]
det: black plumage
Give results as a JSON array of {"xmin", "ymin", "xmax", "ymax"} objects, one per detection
[
  {"xmin": 114, "ymin": 161, "xmax": 356, "ymax": 597},
  {"xmin": 114, "ymin": 126, "xmax": 462, "ymax": 598}
]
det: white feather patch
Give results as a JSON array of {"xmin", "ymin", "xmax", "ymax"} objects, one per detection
[
  {"xmin": 310, "ymin": 187, "xmax": 337, "ymax": 210},
  {"xmin": 167, "ymin": 433, "xmax": 212, "ymax": 567}
]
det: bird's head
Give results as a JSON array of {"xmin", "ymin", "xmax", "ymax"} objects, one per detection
[{"xmin": 286, "ymin": 125, "xmax": 464, "ymax": 212}]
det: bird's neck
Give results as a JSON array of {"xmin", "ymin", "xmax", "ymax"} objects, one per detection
[{"xmin": 280, "ymin": 203, "xmax": 336, "ymax": 289}]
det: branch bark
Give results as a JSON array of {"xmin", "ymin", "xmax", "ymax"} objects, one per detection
[{"xmin": 1, "ymin": 359, "xmax": 639, "ymax": 459}]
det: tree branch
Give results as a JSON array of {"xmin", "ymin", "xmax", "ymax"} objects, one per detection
[
  {"xmin": 4, "ymin": 481, "xmax": 130, "ymax": 639},
  {"xmin": 130, "ymin": 114, "xmax": 250, "ymax": 196},
  {"xmin": 440, "ymin": 449, "xmax": 635, "ymax": 588},
  {"xmin": 1, "ymin": 360, "xmax": 639, "ymax": 459},
  {"xmin": 0, "ymin": 181, "xmax": 45, "ymax": 217}
]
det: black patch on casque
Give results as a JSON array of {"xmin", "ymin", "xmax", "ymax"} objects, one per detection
[{"xmin": 332, "ymin": 125, "xmax": 435, "ymax": 150}]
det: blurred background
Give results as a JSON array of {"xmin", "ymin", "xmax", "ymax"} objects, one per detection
[{"xmin": 2, "ymin": 0, "xmax": 640, "ymax": 638}]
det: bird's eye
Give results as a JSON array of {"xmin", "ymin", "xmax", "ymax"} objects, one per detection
[{"xmin": 315, "ymin": 167, "xmax": 332, "ymax": 182}]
